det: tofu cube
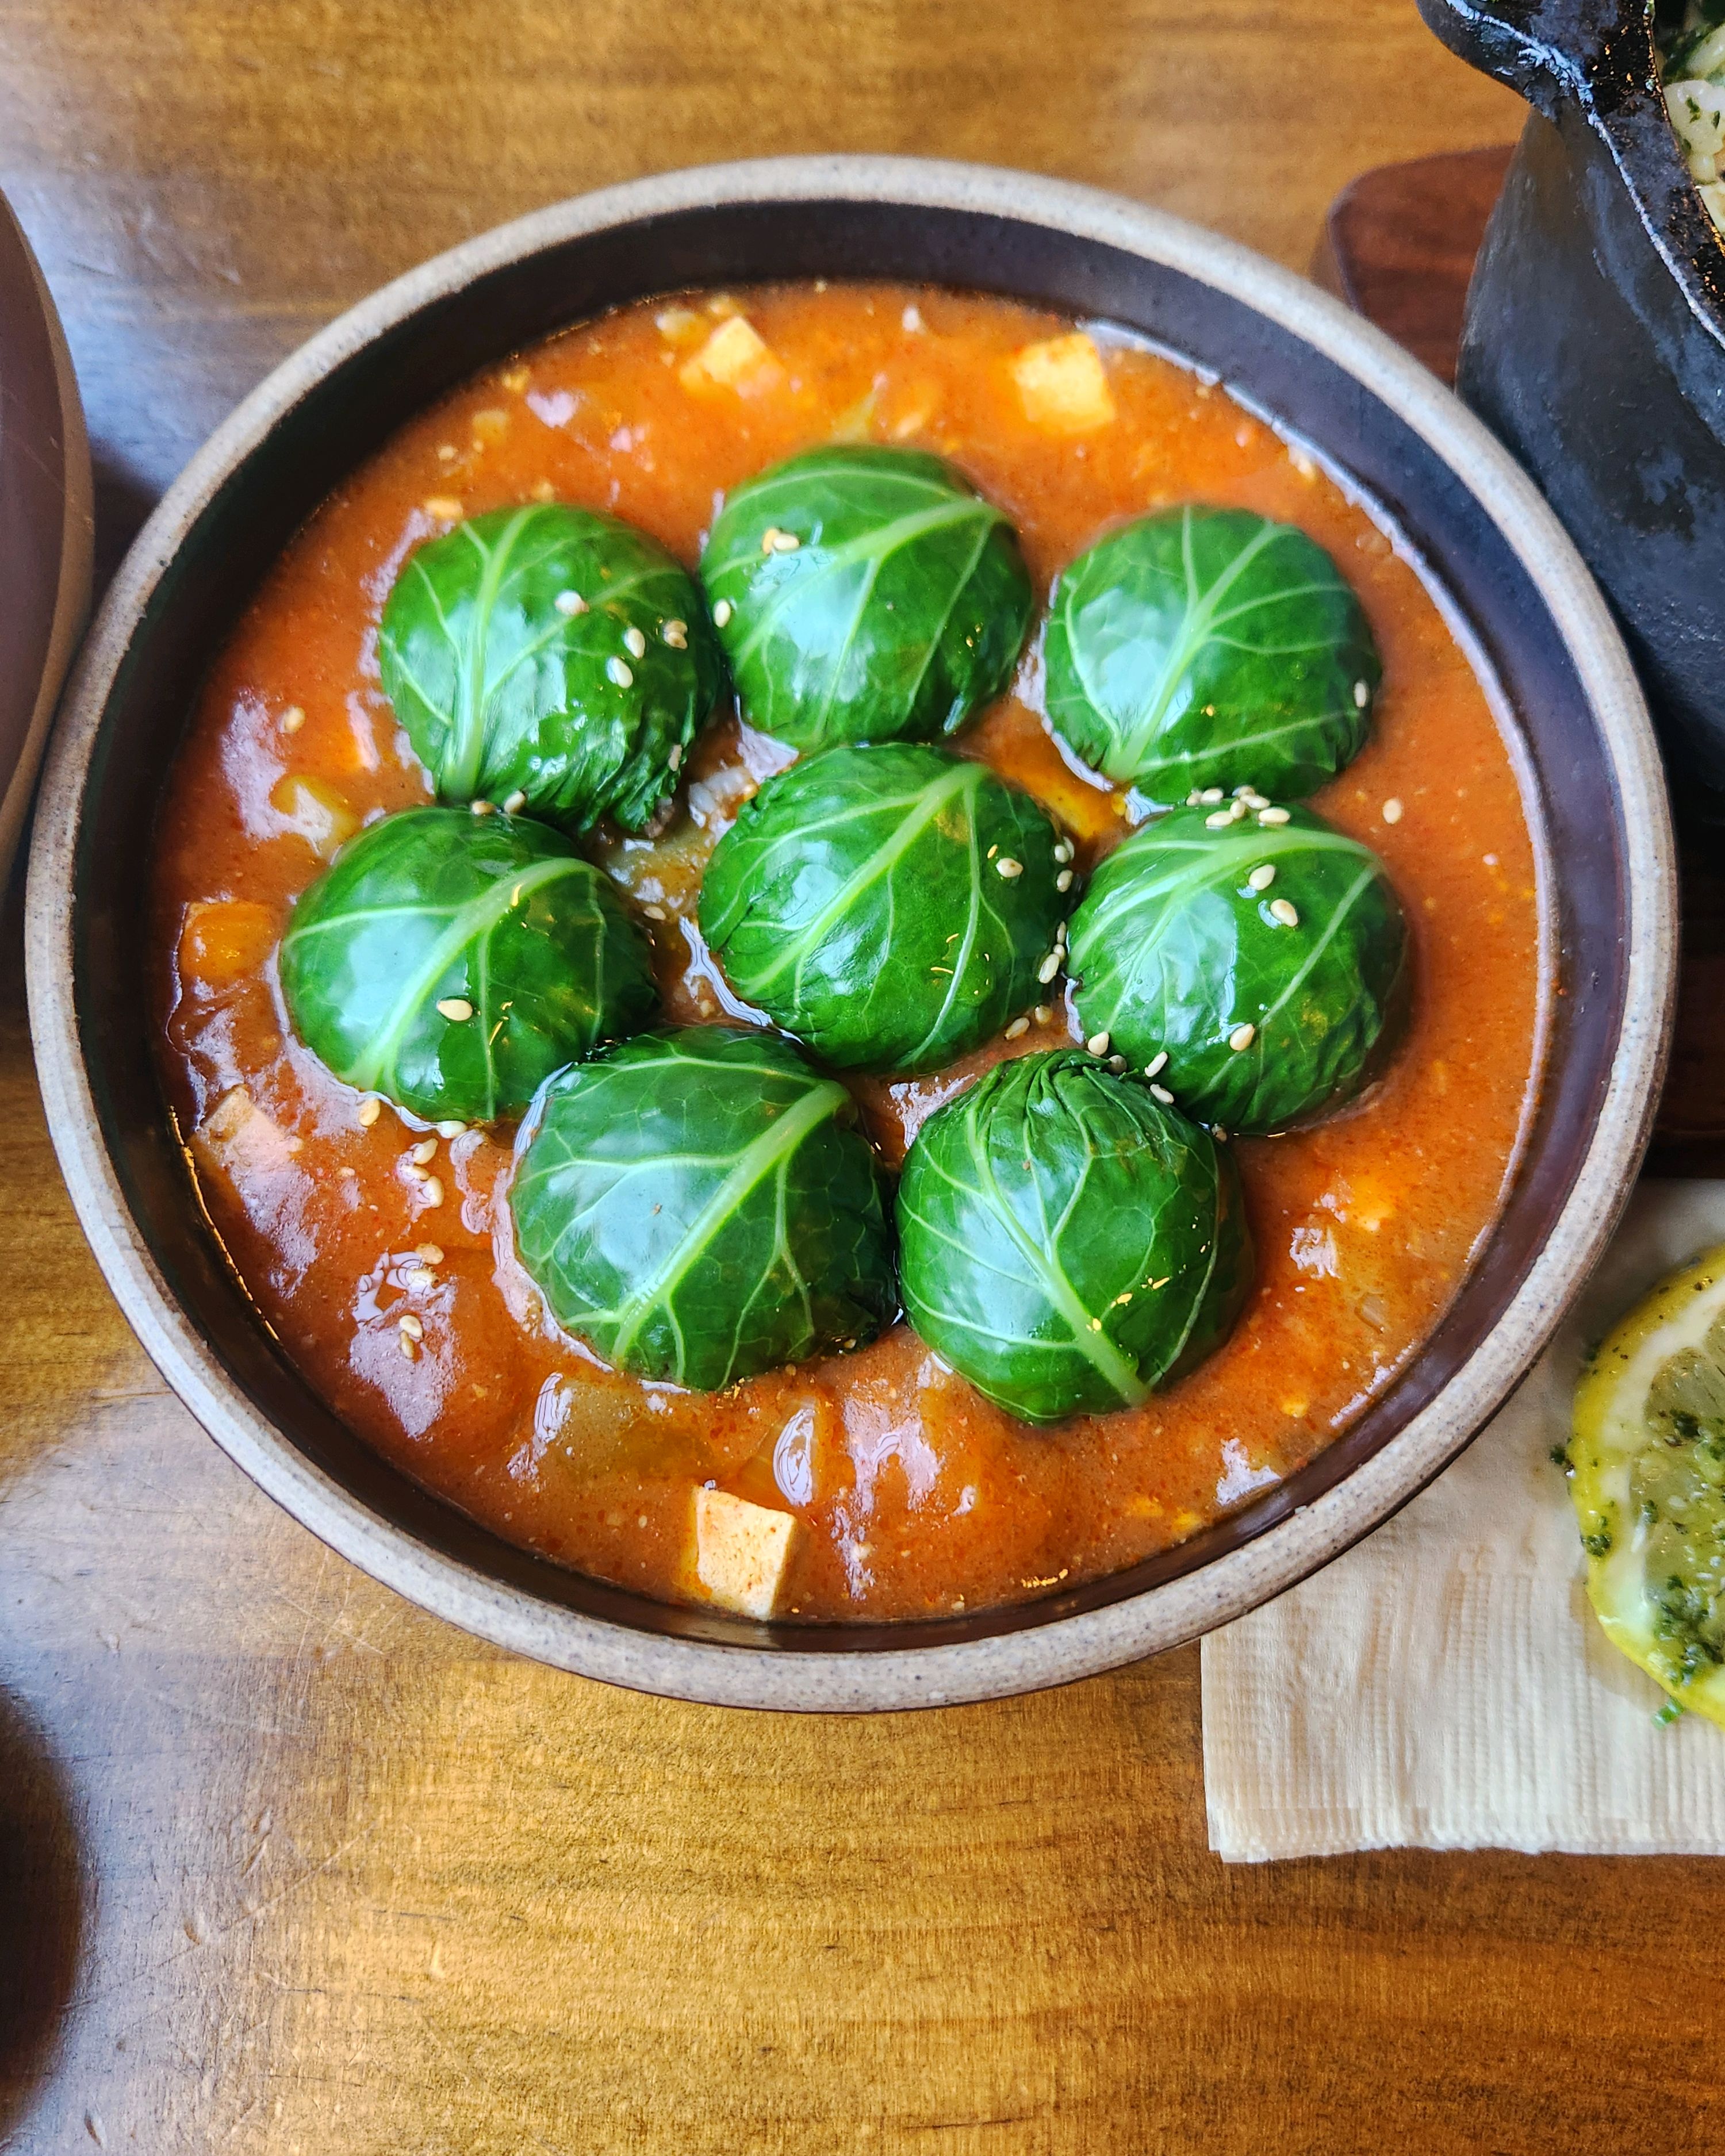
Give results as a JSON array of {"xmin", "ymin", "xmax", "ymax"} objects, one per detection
[
  {"xmin": 693, "ymin": 1487, "xmax": 796, "ymax": 1618},
  {"xmin": 194, "ymin": 1086, "xmax": 303, "ymax": 1178},
  {"xmin": 680, "ymin": 315, "xmax": 783, "ymax": 396},
  {"xmin": 1010, "ymin": 332, "xmax": 1116, "ymax": 433}
]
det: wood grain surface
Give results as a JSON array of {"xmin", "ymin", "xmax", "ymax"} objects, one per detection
[{"xmin": 6, "ymin": 7, "xmax": 1723, "ymax": 2151}]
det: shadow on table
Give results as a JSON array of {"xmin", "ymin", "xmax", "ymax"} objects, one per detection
[
  {"xmin": 90, "ymin": 443, "xmax": 160, "ymax": 596},
  {"xmin": 0, "ymin": 1686, "xmax": 84, "ymax": 2142}
]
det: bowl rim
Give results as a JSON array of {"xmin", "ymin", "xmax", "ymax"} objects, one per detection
[
  {"xmin": 25, "ymin": 154, "xmax": 1676, "ymax": 1712},
  {"xmin": 0, "ymin": 190, "xmax": 93, "ymax": 888}
]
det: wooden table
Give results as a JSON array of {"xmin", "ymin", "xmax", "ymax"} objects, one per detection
[{"xmin": 3, "ymin": 8, "xmax": 1719, "ymax": 2150}]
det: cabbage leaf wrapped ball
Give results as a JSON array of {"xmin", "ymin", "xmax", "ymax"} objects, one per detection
[
  {"xmin": 897, "ymin": 1050, "xmax": 1252, "ymax": 1425},
  {"xmin": 1044, "ymin": 507, "xmax": 1380, "ymax": 804},
  {"xmin": 279, "ymin": 806, "xmax": 657, "ymax": 1125},
  {"xmin": 700, "ymin": 446, "xmax": 1032, "ymax": 752},
  {"xmin": 699, "ymin": 742, "xmax": 1069, "ymax": 1074},
  {"xmin": 379, "ymin": 502, "xmax": 722, "ymax": 831},
  {"xmin": 1067, "ymin": 801, "xmax": 1408, "ymax": 1134},
  {"xmin": 510, "ymin": 1026, "xmax": 897, "ymax": 1390}
]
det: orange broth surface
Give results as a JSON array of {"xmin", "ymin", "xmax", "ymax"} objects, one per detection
[{"xmin": 151, "ymin": 282, "xmax": 1544, "ymax": 1623}]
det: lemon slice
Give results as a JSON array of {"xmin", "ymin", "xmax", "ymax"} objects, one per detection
[{"xmin": 1570, "ymin": 1241, "xmax": 1725, "ymax": 1724}]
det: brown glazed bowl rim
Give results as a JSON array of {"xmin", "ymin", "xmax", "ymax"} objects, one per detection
[
  {"xmin": 25, "ymin": 157, "xmax": 1675, "ymax": 1711},
  {"xmin": 0, "ymin": 190, "xmax": 93, "ymax": 888}
]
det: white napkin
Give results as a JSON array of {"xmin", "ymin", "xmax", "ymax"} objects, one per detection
[{"xmin": 1202, "ymin": 1179, "xmax": 1725, "ymax": 1860}]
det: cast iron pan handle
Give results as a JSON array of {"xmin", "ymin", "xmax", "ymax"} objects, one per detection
[{"xmin": 1416, "ymin": 0, "xmax": 1647, "ymax": 120}]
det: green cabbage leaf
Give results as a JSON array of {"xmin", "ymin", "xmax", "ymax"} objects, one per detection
[
  {"xmin": 699, "ymin": 742, "xmax": 1068, "ymax": 1073},
  {"xmin": 279, "ymin": 806, "xmax": 656, "ymax": 1123},
  {"xmin": 1044, "ymin": 507, "xmax": 1379, "ymax": 803},
  {"xmin": 379, "ymin": 502, "xmax": 722, "ymax": 831},
  {"xmin": 897, "ymin": 1050, "xmax": 1252, "ymax": 1425},
  {"xmin": 510, "ymin": 1026, "xmax": 897, "ymax": 1390},
  {"xmin": 1067, "ymin": 801, "xmax": 1407, "ymax": 1134},
  {"xmin": 700, "ymin": 446, "xmax": 1032, "ymax": 752}
]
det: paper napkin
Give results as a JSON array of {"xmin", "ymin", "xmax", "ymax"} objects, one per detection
[{"xmin": 1202, "ymin": 1179, "xmax": 1725, "ymax": 1860}]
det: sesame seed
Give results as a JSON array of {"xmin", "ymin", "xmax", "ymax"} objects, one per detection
[
  {"xmin": 409, "ymin": 1138, "xmax": 438, "ymax": 1166},
  {"xmin": 422, "ymin": 496, "xmax": 463, "ymax": 519},
  {"xmin": 1145, "ymin": 1052, "xmax": 1168, "ymax": 1077},
  {"xmin": 502, "ymin": 789, "xmax": 527, "ymax": 815},
  {"xmin": 606, "ymin": 656, "xmax": 634, "ymax": 688},
  {"xmin": 470, "ymin": 799, "xmax": 496, "ymax": 816},
  {"xmin": 1269, "ymin": 897, "xmax": 1300, "ymax": 927},
  {"xmin": 357, "ymin": 1097, "xmax": 382, "ymax": 1127},
  {"xmin": 554, "ymin": 589, "xmax": 588, "ymax": 616},
  {"xmin": 661, "ymin": 619, "xmax": 688, "ymax": 649},
  {"xmin": 435, "ymin": 1122, "xmax": 464, "ymax": 1140},
  {"xmin": 1248, "ymin": 864, "xmax": 1275, "ymax": 892},
  {"xmin": 1053, "ymin": 838, "xmax": 1074, "ymax": 864},
  {"xmin": 1004, "ymin": 1015, "xmax": 1030, "ymax": 1039},
  {"xmin": 436, "ymin": 443, "xmax": 458, "ymax": 462},
  {"xmin": 1383, "ymin": 797, "xmax": 1404, "ymax": 824},
  {"xmin": 1037, "ymin": 951, "xmax": 1062, "ymax": 984},
  {"xmin": 622, "ymin": 624, "xmax": 647, "ymax": 659},
  {"xmin": 398, "ymin": 1332, "xmax": 417, "ymax": 1361},
  {"xmin": 406, "ymin": 1267, "xmax": 435, "ymax": 1291},
  {"xmin": 1228, "ymin": 1022, "xmax": 1256, "ymax": 1052},
  {"xmin": 420, "ymin": 1176, "xmax": 444, "ymax": 1209},
  {"xmin": 401, "ymin": 1161, "xmax": 425, "ymax": 1184},
  {"xmin": 1240, "ymin": 791, "xmax": 1270, "ymax": 812},
  {"xmin": 280, "ymin": 704, "xmax": 305, "ymax": 734},
  {"xmin": 1149, "ymin": 1084, "xmax": 1174, "ymax": 1105},
  {"xmin": 643, "ymin": 904, "xmax": 668, "ymax": 922},
  {"xmin": 1086, "ymin": 1030, "xmax": 1110, "ymax": 1056},
  {"xmin": 415, "ymin": 1243, "xmax": 444, "ymax": 1264},
  {"xmin": 530, "ymin": 479, "xmax": 556, "ymax": 502},
  {"xmin": 668, "ymin": 743, "xmax": 683, "ymax": 770},
  {"xmin": 996, "ymin": 857, "xmax": 1023, "ymax": 879},
  {"xmin": 1213, "ymin": 1125, "xmax": 1229, "ymax": 1143},
  {"xmin": 770, "ymin": 529, "xmax": 800, "ymax": 553},
  {"xmin": 1056, "ymin": 868, "xmax": 1074, "ymax": 892},
  {"xmin": 1205, "ymin": 807, "xmax": 1240, "ymax": 830},
  {"xmin": 712, "ymin": 599, "xmax": 734, "ymax": 627},
  {"xmin": 1354, "ymin": 680, "xmax": 1371, "ymax": 709},
  {"xmin": 436, "ymin": 998, "xmax": 473, "ymax": 1021},
  {"xmin": 1257, "ymin": 806, "xmax": 1291, "ymax": 826},
  {"xmin": 1186, "ymin": 790, "xmax": 1203, "ymax": 807},
  {"xmin": 398, "ymin": 1313, "xmax": 425, "ymax": 1342},
  {"xmin": 1034, "ymin": 1006, "xmax": 1053, "ymax": 1025},
  {"xmin": 1199, "ymin": 787, "xmax": 1224, "ymax": 805}
]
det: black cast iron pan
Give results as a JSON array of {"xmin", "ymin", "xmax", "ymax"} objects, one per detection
[{"xmin": 1420, "ymin": 0, "xmax": 1725, "ymax": 802}]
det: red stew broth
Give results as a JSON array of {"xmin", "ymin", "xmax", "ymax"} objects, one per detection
[{"xmin": 150, "ymin": 283, "xmax": 1543, "ymax": 1622}]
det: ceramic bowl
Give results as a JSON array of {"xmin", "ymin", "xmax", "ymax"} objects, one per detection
[
  {"xmin": 25, "ymin": 158, "xmax": 1676, "ymax": 1710},
  {"xmin": 0, "ymin": 190, "xmax": 91, "ymax": 888}
]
